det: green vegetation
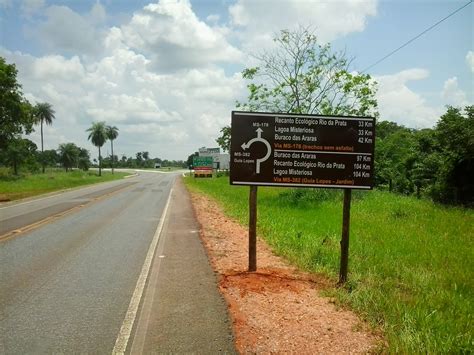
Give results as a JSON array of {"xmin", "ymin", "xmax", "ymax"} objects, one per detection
[
  {"xmin": 104, "ymin": 152, "xmax": 187, "ymax": 170},
  {"xmin": 185, "ymin": 176, "xmax": 473, "ymax": 353},
  {"xmin": 32, "ymin": 102, "xmax": 56, "ymax": 173},
  {"xmin": 215, "ymin": 27, "xmax": 473, "ymax": 206},
  {"xmin": 0, "ymin": 56, "xmax": 187, "ymax": 180},
  {"xmin": 105, "ymin": 125, "xmax": 119, "ymax": 174},
  {"xmin": 236, "ymin": 27, "xmax": 377, "ymax": 117},
  {"xmin": 216, "ymin": 27, "xmax": 378, "ymax": 153},
  {"xmin": 87, "ymin": 121, "xmax": 108, "ymax": 177},
  {"xmin": 375, "ymin": 106, "xmax": 473, "ymax": 205},
  {"xmin": 0, "ymin": 169, "xmax": 128, "ymax": 201},
  {"xmin": 0, "ymin": 57, "xmax": 34, "ymax": 151}
]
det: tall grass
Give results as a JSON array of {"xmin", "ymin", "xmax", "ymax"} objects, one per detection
[
  {"xmin": 0, "ymin": 169, "xmax": 128, "ymax": 201},
  {"xmin": 184, "ymin": 176, "xmax": 474, "ymax": 353}
]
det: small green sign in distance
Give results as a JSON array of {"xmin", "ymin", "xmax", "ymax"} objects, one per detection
[
  {"xmin": 230, "ymin": 111, "xmax": 375, "ymax": 189},
  {"xmin": 193, "ymin": 156, "xmax": 213, "ymax": 168}
]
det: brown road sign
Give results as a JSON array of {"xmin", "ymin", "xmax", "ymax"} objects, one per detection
[{"xmin": 230, "ymin": 111, "xmax": 375, "ymax": 189}]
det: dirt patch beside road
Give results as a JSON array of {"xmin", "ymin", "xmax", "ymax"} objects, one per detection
[{"xmin": 190, "ymin": 191, "xmax": 383, "ymax": 353}]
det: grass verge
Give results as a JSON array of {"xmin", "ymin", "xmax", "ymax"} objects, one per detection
[
  {"xmin": 0, "ymin": 170, "xmax": 129, "ymax": 201},
  {"xmin": 184, "ymin": 176, "xmax": 473, "ymax": 353}
]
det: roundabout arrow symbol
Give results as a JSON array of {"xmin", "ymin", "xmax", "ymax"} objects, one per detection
[{"xmin": 241, "ymin": 128, "xmax": 271, "ymax": 174}]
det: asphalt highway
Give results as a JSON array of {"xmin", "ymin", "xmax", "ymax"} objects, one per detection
[{"xmin": 0, "ymin": 171, "xmax": 235, "ymax": 353}]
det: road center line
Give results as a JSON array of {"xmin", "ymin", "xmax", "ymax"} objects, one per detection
[
  {"xmin": 112, "ymin": 186, "xmax": 174, "ymax": 354},
  {"xmin": 0, "ymin": 182, "xmax": 137, "ymax": 243},
  {"xmin": 0, "ymin": 178, "xmax": 136, "ymax": 210}
]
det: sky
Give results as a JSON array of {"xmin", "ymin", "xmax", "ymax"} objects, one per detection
[{"xmin": 0, "ymin": 0, "xmax": 473, "ymax": 161}]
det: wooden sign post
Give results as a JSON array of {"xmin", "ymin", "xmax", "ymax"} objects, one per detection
[
  {"xmin": 339, "ymin": 189, "xmax": 352, "ymax": 284},
  {"xmin": 248, "ymin": 186, "xmax": 258, "ymax": 272}
]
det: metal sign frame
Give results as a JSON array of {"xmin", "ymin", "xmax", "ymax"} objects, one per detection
[
  {"xmin": 230, "ymin": 111, "xmax": 375, "ymax": 189},
  {"xmin": 230, "ymin": 110, "xmax": 376, "ymax": 282}
]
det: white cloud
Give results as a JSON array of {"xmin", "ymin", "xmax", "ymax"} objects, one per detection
[
  {"xmin": 1, "ymin": 0, "xmax": 381, "ymax": 160},
  {"xmin": 229, "ymin": 0, "xmax": 377, "ymax": 52},
  {"xmin": 121, "ymin": 0, "xmax": 242, "ymax": 72},
  {"xmin": 20, "ymin": 0, "xmax": 45, "ymax": 17},
  {"xmin": 3, "ymin": 0, "xmax": 385, "ymax": 160},
  {"xmin": 375, "ymin": 69, "xmax": 441, "ymax": 128},
  {"xmin": 442, "ymin": 77, "xmax": 468, "ymax": 107},
  {"xmin": 466, "ymin": 51, "xmax": 474, "ymax": 73},
  {"xmin": 90, "ymin": 1, "xmax": 106, "ymax": 25},
  {"xmin": 1, "ymin": 24, "xmax": 245, "ymax": 159},
  {"xmin": 0, "ymin": 0, "xmax": 12, "ymax": 8},
  {"xmin": 32, "ymin": 55, "xmax": 85, "ymax": 80},
  {"xmin": 206, "ymin": 14, "xmax": 220, "ymax": 24},
  {"xmin": 31, "ymin": 3, "xmax": 107, "ymax": 56}
]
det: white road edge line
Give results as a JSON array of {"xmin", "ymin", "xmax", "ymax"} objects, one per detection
[{"xmin": 112, "ymin": 187, "xmax": 174, "ymax": 354}]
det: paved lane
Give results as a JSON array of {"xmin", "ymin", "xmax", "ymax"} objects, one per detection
[
  {"xmin": 0, "ymin": 172, "xmax": 176, "ymax": 353},
  {"xmin": 0, "ymin": 173, "xmax": 138, "ymax": 238}
]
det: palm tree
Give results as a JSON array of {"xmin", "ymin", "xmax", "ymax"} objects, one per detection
[
  {"xmin": 105, "ymin": 125, "xmax": 119, "ymax": 174},
  {"xmin": 86, "ymin": 121, "xmax": 107, "ymax": 176},
  {"xmin": 58, "ymin": 143, "xmax": 79, "ymax": 172},
  {"xmin": 33, "ymin": 102, "xmax": 55, "ymax": 173}
]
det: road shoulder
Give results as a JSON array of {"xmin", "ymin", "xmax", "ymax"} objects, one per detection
[
  {"xmin": 130, "ymin": 178, "xmax": 236, "ymax": 353},
  {"xmin": 188, "ymin": 189, "xmax": 384, "ymax": 353}
]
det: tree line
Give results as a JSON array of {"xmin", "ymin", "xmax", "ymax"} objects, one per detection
[
  {"xmin": 100, "ymin": 152, "xmax": 186, "ymax": 169},
  {"xmin": 216, "ymin": 106, "xmax": 473, "ymax": 206},
  {"xmin": 0, "ymin": 56, "xmax": 113, "ymax": 176},
  {"xmin": 375, "ymin": 106, "xmax": 473, "ymax": 205},
  {"xmin": 0, "ymin": 57, "xmax": 186, "ymax": 176},
  {"xmin": 214, "ymin": 27, "xmax": 473, "ymax": 206},
  {"xmin": 0, "ymin": 140, "xmax": 186, "ymax": 175}
]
